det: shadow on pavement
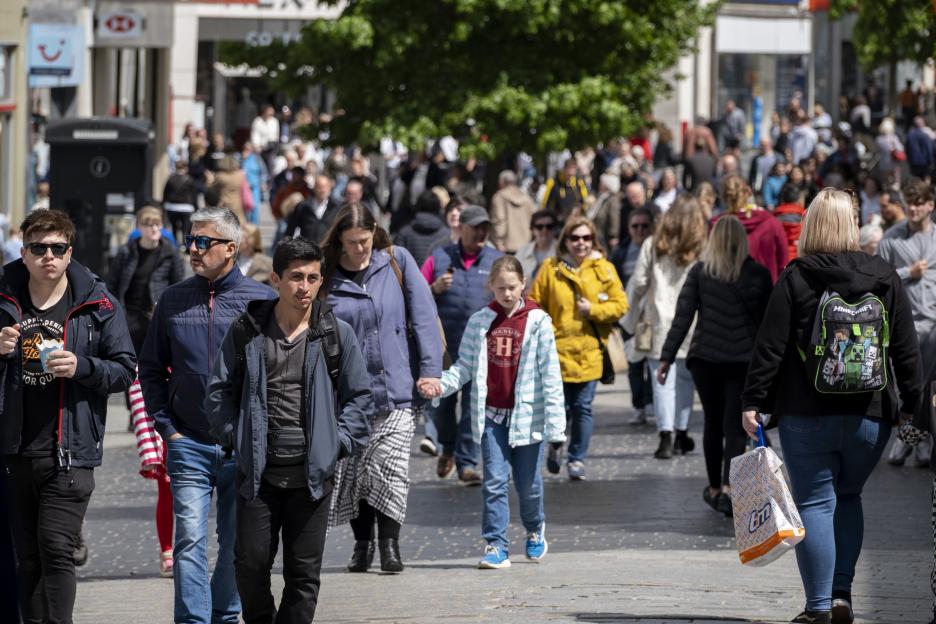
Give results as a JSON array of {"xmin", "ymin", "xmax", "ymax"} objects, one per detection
[{"xmin": 574, "ymin": 614, "xmax": 760, "ymax": 623}]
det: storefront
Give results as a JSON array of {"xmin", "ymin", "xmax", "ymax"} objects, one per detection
[
  {"xmin": 170, "ymin": 0, "xmax": 341, "ymax": 145},
  {"xmin": 0, "ymin": 0, "xmax": 28, "ymax": 222},
  {"xmin": 714, "ymin": 10, "xmax": 813, "ymax": 144}
]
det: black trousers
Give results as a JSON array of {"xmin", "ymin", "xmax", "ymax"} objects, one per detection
[
  {"xmin": 236, "ymin": 482, "xmax": 331, "ymax": 624},
  {"xmin": 5, "ymin": 455, "xmax": 95, "ymax": 624},
  {"xmin": 689, "ymin": 361, "xmax": 749, "ymax": 490},
  {"xmin": 627, "ymin": 358, "xmax": 652, "ymax": 410}
]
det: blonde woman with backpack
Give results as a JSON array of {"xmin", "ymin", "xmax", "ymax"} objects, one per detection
[{"xmin": 741, "ymin": 188, "xmax": 922, "ymax": 624}]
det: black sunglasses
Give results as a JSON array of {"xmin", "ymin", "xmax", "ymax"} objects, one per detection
[
  {"xmin": 567, "ymin": 234, "xmax": 593, "ymax": 243},
  {"xmin": 630, "ymin": 222, "xmax": 651, "ymax": 230},
  {"xmin": 185, "ymin": 235, "xmax": 233, "ymax": 251},
  {"xmin": 533, "ymin": 223, "xmax": 555, "ymax": 231},
  {"xmin": 28, "ymin": 242, "xmax": 70, "ymax": 258}
]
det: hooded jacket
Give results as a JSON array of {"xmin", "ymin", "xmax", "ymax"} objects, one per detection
[
  {"xmin": 326, "ymin": 246, "xmax": 443, "ymax": 413},
  {"xmin": 741, "ymin": 252, "xmax": 922, "ymax": 423},
  {"xmin": 139, "ymin": 265, "xmax": 276, "ymax": 444},
  {"xmin": 529, "ymin": 253, "xmax": 628, "ymax": 382},
  {"xmin": 0, "ymin": 260, "xmax": 136, "ymax": 468},
  {"xmin": 204, "ymin": 299, "xmax": 372, "ymax": 501},
  {"xmin": 490, "ymin": 185, "xmax": 536, "ymax": 253},
  {"xmin": 393, "ymin": 212, "xmax": 450, "ymax": 267},
  {"xmin": 714, "ymin": 210, "xmax": 789, "ymax": 283},
  {"xmin": 437, "ymin": 298, "xmax": 566, "ymax": 448}
]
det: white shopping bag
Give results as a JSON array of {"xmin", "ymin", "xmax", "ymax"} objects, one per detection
[{"xmin": 729, "ymin": 425, "xmax": 805, "ymax": 566}]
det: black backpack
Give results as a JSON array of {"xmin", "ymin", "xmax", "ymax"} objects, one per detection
[{"xmin": 229, "ymin": 309, "xmax": 343, "ymax": 391}]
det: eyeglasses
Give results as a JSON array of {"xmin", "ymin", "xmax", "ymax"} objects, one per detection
[
  {"xmin": 140, "ymin": 221, "xmax": 162, "ymax": 229},
  {"xmin": 567, "ymin": 234, "xmax": 593, "ymax": 243},
  {"xmin": 28, "ymin": 242, "xmax": 70, "ymax": 258},
  {"xmin": 185, "ymin": 235, "xmax": 232, "ymax": 251},
  {"xmin": 630, "ymin": 223, "xmax": 651, "ymax": 230},
  {"xmin": 533, "ymin": 223, "xmax": 555, "ymax": 231}
]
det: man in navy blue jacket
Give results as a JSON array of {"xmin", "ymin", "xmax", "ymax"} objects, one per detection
[
  {"xmin": 139, "ymin": 207, "xmax": 275, "ymax": 624},
  {"xmin": 0, "ymin": 209, "xmax": 136, "ymax": 624}
]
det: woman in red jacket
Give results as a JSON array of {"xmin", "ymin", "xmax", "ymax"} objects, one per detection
[{"xmin": 713, "ymin": 175, "xmax": 789, "ymax": 282}]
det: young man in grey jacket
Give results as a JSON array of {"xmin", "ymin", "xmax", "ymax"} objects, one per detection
[{"xmin": 205, "ymin": 237, "xmax": 372, "ymax": 623}]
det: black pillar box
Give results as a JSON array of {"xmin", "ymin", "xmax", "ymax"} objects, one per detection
[{"xmin": 45, "ymin": 118, "xmax": 154, "ymax": 276}]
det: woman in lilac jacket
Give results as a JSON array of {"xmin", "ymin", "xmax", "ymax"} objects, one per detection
[{"xmin": 321, "ymin": 203, "xmax": 443, "ymax": 574}]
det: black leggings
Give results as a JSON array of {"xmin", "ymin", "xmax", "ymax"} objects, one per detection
[
  {"xmin": 349, "ymin": 501, "xmax": 401, "ymax": 541},
  {"xmin": 690, "ymin": 361, "xmax": 749, "ymax": 490}
]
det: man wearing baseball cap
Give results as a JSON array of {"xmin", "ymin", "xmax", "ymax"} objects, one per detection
[{"xmin": 420, "ymin": 205, "xmax": 503, "ymax": 485}]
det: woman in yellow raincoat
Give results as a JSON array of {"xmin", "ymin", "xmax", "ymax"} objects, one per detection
[{"xmin": 530, "ymin": 216, "xmax": 628, "ymax": 480}]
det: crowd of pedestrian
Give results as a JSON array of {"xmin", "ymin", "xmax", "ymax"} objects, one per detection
[{"xmin": 3, "ymin": 90, "xmax": 936, "ymax": 624}]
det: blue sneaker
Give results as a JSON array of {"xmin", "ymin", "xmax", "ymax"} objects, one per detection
[
  {"xmin": 478, "ymin": 545, "xmax": 511, "ymax": 569},
  {"xmin": 525, "ymin": 523, "xmax": 548, "ymax": 562}
]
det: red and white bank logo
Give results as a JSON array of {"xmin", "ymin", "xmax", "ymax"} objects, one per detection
[{"xmin": 97, "ymin": 11, "xmax": 143, "ymax": 40}]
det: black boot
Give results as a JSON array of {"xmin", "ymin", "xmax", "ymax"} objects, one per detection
[
  {"xmin": 674, "ymin": 429, "xmax": 695, "ymax": 454},
  {"xmin": 378, "ymin": 538, "xmax": 404, "ymax": 573},
  {"xmin": 654, "ymin": 431, "xmax": 673, "ymax": 459},
  {"xmin": 347, "ymin": 540, "xmax": 375, "ymax": 573}
]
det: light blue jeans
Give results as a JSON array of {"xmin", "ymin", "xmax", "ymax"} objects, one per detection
[
  {"xmin": 166, "ymin": 436, "xmax": 241, "ymax": 624},
  {"xmin": 481, "ymin": 418, "xmax": 544, "ymax": 552},
  {"xmin": 779, "ymin": 414, "xmax": 891, "ymax": 612},
  {"xmin": 648, "ymin": 358, "xmax": 694, "ymax": 433}
]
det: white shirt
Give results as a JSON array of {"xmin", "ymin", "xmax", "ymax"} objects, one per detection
[
  {"xmin": 312, "ymin": 198, "xmax": 329, "ymax": 220},
  {"xmin": 251, "ymin": 116, "xmax": 280, "ymax": 151}
]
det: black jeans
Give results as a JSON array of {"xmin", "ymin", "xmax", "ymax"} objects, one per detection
[
  {"xmin": 690, "ymin": 361, "xmax": 749, "ymax": 490},
  {"xmin": 627, "ymin": 358, "xmax": 652, "ymax": 410},
  {"xmin": 5, "ymin": 455, "xmax": 95, "ymax": 624},
  {"xmin": 236, "ymin": 482, "xmax": 331, "ymax": 624}
]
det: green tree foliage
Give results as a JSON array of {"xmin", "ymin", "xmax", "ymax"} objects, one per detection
[
  {"xmin": 830, "ymin": 0, "xmax": 936, "ymax": 111},
  {"xmin": 220, "ymin": 0, "xmax": 717, "ymax": 159}
]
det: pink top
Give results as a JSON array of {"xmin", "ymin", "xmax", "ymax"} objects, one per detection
[{"xmin": 420, "ymin": 249, "xmax": 480, "ymax": 283}]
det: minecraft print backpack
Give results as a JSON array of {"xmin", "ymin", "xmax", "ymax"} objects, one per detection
[{"xmin": 798, "ymin": 290, "xmax": 889, "ymax": 394}]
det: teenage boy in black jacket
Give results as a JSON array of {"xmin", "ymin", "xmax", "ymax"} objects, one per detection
[{"xmin": 0, "ymin": 209, "xmax": 136, "ymax": 624}]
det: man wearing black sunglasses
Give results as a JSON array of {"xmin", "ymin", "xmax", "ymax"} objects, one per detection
[
  {"xmin": 139, "ymin": 207, "xmax": 276, "ymax": 624},
  {"xmin": 0, "ymin": 209, "xmax": 136, "ymax": 624}
]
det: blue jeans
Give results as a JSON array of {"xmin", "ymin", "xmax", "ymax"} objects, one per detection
[
  {"xmin": 481, "ymin": 418, "xmax": 544, "ymax": 551},
  {"xmin": 563, "ymin": 381, "xmax": 597, "ymax": 463},
  {"xmin": 432, "ymin": 383, "xmax": 479, "ymax": 471},
  {"xmin": 648, "ymin": 358, "xmax": 694, "ymax": 433},
  {"xmin": 166, "ymin": 436, "xmax": 241, "ymax": 624},
  {"xmin": 779, "ymin": 414, "xmax": 891, "ymax": 612}
]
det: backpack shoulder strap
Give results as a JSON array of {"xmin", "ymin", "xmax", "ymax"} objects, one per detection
[{"xmin": 316, "ymin": 310, "xmax": 342, "ymax": 387}]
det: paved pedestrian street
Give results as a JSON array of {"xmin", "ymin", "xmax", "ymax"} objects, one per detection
[{"xmin": 75, "ymin": 380, "xmax": 933, "ymax": 623}]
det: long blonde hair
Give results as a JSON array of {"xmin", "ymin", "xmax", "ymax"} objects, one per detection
[
  {"xmin": 798, "ymin": 188, "xmax": 859, "ymax": 256},
  {"xmin": 721, "ymin": 174, "xmax": 751, "ymax": 214},
  {"xmin": 653, "ymin": 195, "xmax": 706, "ymax": 266},
  {"xmin": 703, "ymin": 216, "xmax": 748, "ymax": 282}
]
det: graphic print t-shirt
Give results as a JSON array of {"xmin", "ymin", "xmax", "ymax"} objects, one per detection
[
  {"xmin": 485, "ymin": 298, "xmax": 538, "ymax": 410},
  {"xmin": 19, "ymin": 286, "xmax": 72, "ymax": 456}
]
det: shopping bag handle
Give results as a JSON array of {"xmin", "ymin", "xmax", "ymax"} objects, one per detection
[{"xmin": 757, "ymin": 424, "xmax": 767, "ymax": 448}]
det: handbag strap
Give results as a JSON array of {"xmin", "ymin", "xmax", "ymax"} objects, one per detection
[
  {"xmin": 562, "ymin": 270, "xmax": 607, "ymax": 353},
  {"xmin": 756, "ymin": 424, "xmax": 767, "ymax": 448}
]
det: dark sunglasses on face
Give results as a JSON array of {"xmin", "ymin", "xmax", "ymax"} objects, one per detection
[
  {"xmin": 630, "ymin": 222, "xmax": 651, "ymax": 230},
  {"xmin": 567, "ymin": 234, "xmax": 593, "ymax": 243},
  {"xmin": 28, "ymin": 242, "xmax": 70, "ymax": 258},
  {"xmin": 533, "ymin": 223, "xmax": 555, "ymax": 231},
  {"xmin": 185, "ymin": 235, "xmax": 232, "ymax": 251}
]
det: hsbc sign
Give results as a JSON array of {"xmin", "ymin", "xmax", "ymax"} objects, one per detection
[{"xmin": 97, "ymin": 11, "xmax": 144, "ymax": 40}]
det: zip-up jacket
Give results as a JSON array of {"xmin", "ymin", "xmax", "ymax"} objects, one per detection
[
  {"xmin": 437, "ymin": 300, "xmax": 566, "ymax": 448},
  {"xmin": 0, "ymin": 260, "xmax": 136, "ymax": 468},
  {"xmin": 204, "ymin": 299, "xmax": 372, "ymax": 501},
  {"xmin": 105, "ymin": 237, "xmax": 184, "ymax": 310},
  {"xmin": 139, "ymin": 266, "xmax": 276, "ymax": 444},
  {"xmin": 741, "ymin": 252, "xmax": 923, "ymax": 423},
  {"xmin": 326, "ymin": 246, "xmax": 442, "ymax": 413}
]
